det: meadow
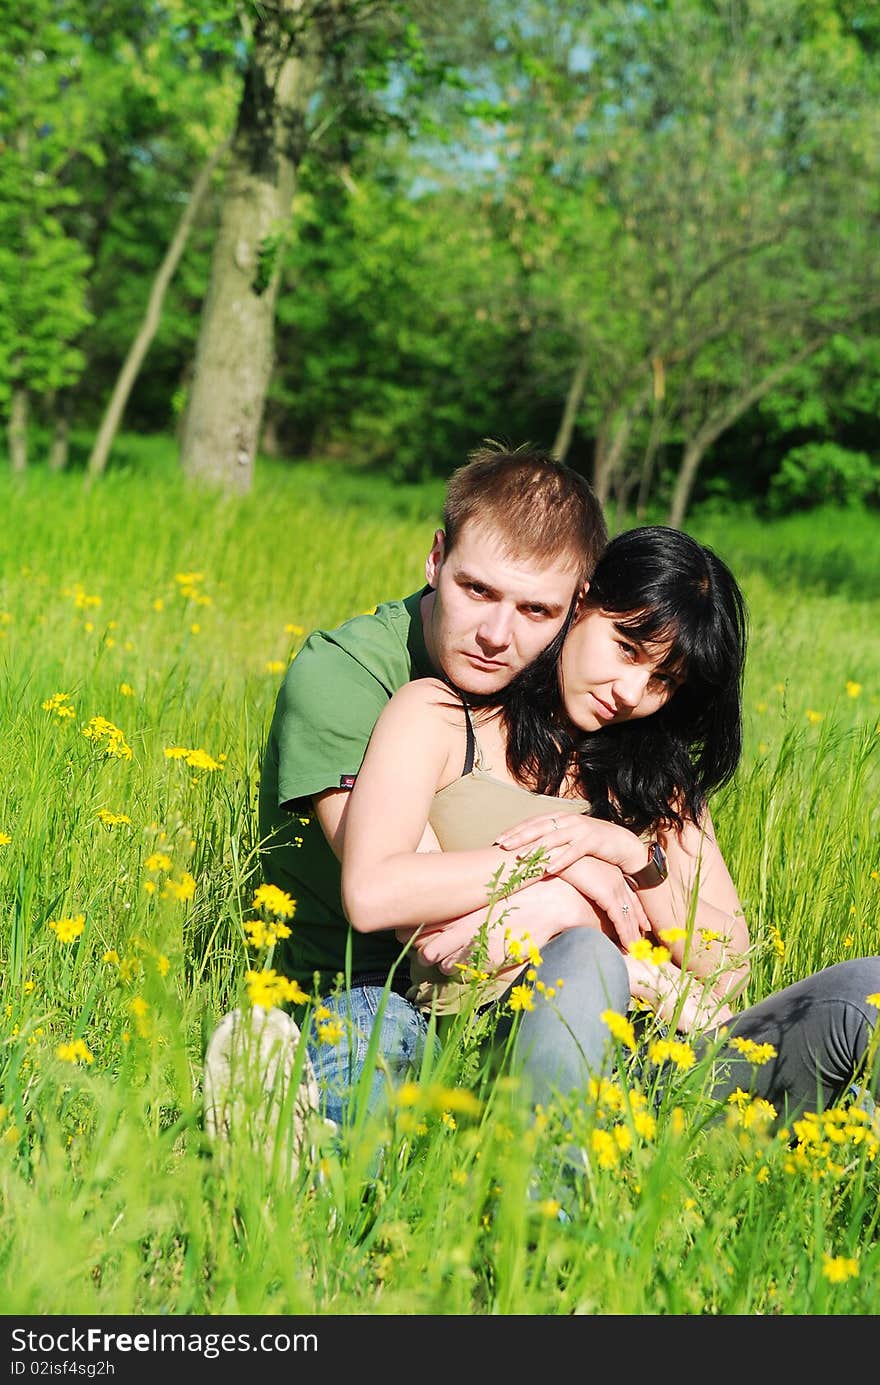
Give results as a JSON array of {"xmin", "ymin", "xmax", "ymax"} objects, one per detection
[{"xmin": 1, "ymin": 445, "xmax": 879, "ymax": 1317}]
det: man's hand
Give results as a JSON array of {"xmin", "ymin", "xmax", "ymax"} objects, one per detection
[{"xmin": 557, "ymin": 857, "xmax": 650, "ymax": 948}]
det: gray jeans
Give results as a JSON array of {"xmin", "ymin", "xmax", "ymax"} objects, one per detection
[{"xmin": 307, "ymin": 937, "xmax": 880, "ymax": 1127}]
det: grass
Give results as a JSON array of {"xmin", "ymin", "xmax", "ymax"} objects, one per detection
[{"xmin": 0, "ymin": 439, "xmax": 879, "ymax": 1316}]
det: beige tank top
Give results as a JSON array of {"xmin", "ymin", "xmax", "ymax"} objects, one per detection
[{"xmin": 406, "ymin": 702, "xmax": 591, "ymax": 1016}]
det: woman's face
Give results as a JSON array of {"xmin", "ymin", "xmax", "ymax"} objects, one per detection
[{"xmin": 559, "ymin": 607, "xmax": 683, "ymax": 732}]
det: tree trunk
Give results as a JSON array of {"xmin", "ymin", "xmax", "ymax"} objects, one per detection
[
  {"xmin": 48, "ymin": 404, "xmax": 71, "ymax": 472},
  {"xmin": 180, "ymin": 4, "xmax": 319, "ymax": 494},
  {"xmin": 593, "ymin": 407, "xmax": 636, "ymax": 507},
  {"xmin": 87, "ymin": 139, "xmax": 229, "ymax": 480},
  {"xmin": 666, "ymin": 334, "xmax": 836, "ymax": 527},
  {"xmin": 9, "ymin": 386, "xmax": 28, "ymax": 473},
  {"xmin": 552, "ymin": 354, "xmax": 588, "ymax": 462}
]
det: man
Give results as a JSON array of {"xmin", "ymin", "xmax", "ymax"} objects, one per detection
[{"xmin": 204, "ymin": 442, "xmax": 631, "ymax": 1167}]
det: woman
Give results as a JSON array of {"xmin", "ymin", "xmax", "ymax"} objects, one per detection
[{"xmin": 341, "ymin": 527, "xmax": 880, "ymax": 1119}]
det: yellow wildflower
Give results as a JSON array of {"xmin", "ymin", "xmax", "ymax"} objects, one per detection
[
  {"xmin": 822, "ymin": 1255, "xmax": 859, "ymax": 1284},
  {"xmin": 866, "ymin": 993, "xmax": 880, "ymax": 1008},
  {"xmin": 285, "ymin": 623, "xmax": 305, "ymax": 636},
  {"xmin": 144, "ymin": 852, "xmax": 172, "ymax": 873},
  {"xmin": 805, "ymin": 709, "xmax": 823, "ymax": 725},
  {"xmin": 82, "ymin": 716, "xmax": 132, "ymax": 760},
  {"xmin": 317, "ymin": 1017, "xmax": 345, "ymax": 1046},
  {"xmin": 119, "ymin": 683, "xmax": 134, "ymax": 697},
  {"xmin": 658, "ymin": 927, "xmax": 687, "ymax": 944},
  {"xmin": 845, "ymin": 681, "xmax": 862, "ymax": 699},
  {"xmin": 42, "ymin": 692, "xmax": 75, "ymax": 719},
  {"xmin": 730, "ymin": 1036, "xmax": 778, "ymax": 1065},
  {"xmin": 508, "ymin": 984, "xmax": 535, "ymax": 1012},
  {"xmin": 265, "ymin": 661, "xmax": 286, "ymax": 675},
  {"xmin": 161, "ymin": 872, "xmax": 196, "ymax": 902},
  {"xmin": 96, "ymin": 809, "xmax": 131, "ymax": 829},
  {"xmin": 0, "ymin": 832, "xmax": 10, "ymax": 846},
  {"xmin": 647, "ymin": 1037, "xmax": 696, "ymax": 1070},
  {"xmin": 252, "ymin": 884, "xmax": 297, "ymax": 918},
  {"xmin": 48, "ymin": 914, "xmax": 85, "ymax": 943},
  {"xmin": 601, "ymin": 1009, "xmax": 637, "ymax": 1052},
  {"xmin": 56, "ymin": 1039, "xmax": 94, "ymax": 1065}
]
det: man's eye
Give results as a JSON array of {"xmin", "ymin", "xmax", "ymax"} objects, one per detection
[{"xmin": 523, "ymin": 605, "xmax": 550, "ymax": 617}]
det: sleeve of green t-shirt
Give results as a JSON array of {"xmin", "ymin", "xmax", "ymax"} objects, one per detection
[{"xmin": 272, "ymin": 631, "xmax": 392, "ymax": 810}]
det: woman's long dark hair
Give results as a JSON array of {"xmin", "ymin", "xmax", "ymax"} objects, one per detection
[{"xmin": 498, "ymin": 526, "xmax": 748, "ymax": 833}]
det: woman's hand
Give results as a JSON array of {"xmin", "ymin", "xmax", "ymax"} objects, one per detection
[{"xmin": 495, "ymin": 812, "xmax": 646, "ymax": 878}]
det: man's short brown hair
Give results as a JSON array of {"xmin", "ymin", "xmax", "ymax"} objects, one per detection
[{"xmin": 442, "ymin": 440, "xmax": 607, "ymax": 585}]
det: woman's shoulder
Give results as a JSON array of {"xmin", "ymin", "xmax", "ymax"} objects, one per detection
[{"xmin": 380, "ymin": 676, "xmax": 466, "ymax": 727}]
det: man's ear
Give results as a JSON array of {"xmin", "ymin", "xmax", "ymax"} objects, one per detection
[
  {"xmin": 576, "ymin": 580, "xmax": 590, "ymax": 607},
  {"xmin": 425, "ymin": 529, "xmax": 446, "ymax": 589}
]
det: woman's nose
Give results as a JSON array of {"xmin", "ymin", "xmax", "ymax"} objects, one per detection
[{"xmin": 615, "ymin": 667, "xmax": 650, "ymax": 708}]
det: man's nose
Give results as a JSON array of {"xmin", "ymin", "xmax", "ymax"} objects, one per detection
[{"xmin": 476, "ymin": 606, "xmax": 514, "ymax": 650}]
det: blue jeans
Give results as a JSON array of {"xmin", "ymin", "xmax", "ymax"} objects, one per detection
[
  {"xmin": 304, "ymin": 986, "xmax": 436, "ymax": 1127},
  {"xmin": 304, "ymin": 929, "xmax": 631, "ymax": 1125}
]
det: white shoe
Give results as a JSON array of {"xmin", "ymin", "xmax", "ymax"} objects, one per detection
[{"xmin": 203, "ymin": 1005, "xmax": 330, "ymax": 1179}]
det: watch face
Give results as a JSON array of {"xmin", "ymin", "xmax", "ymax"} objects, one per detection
[{"xmin": 650, "ymin": 841, "xmax": 668, "ymax": 881}]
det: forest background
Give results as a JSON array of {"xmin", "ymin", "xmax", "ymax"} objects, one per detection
[{"xmin": 3, "ymin": 0, "xmax": 879, "ymax": 523}]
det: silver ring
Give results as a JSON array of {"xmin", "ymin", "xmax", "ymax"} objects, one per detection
[{"xmin": 621, "ymin": 903, "xmax": 630, "ymax": 915}]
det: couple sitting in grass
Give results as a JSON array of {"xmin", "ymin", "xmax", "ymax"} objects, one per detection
[{"xmin": 205, "ymin": 443, "xmax": 880, "ymax": 1173}]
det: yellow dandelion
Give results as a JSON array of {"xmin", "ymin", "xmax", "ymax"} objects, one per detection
[
  {"xmin": 508, "ymin": 984, "xmax": 535, "ymax": 1012},
  {"xmin": 42, "ymin": 692, "xmax": 76, "ymax": 719},
  {"xmin": 119, "ymin": 683, "xmax": 134, "ymax": 697},
  {"xmin": 845, "ymin": 681, "xmax": 862, "ymax": 699},
  {"xmin": 144, "ymin": 852, "xmax": 172, "ymax": 873},
  {"xmin": 161, "ymin": 872, "xmax": 196, "ymax": 902},
  {"xmin": 658, "ymin": 927, "xmax": 687, "ymax": 944},
  {"xmin": 0, "ymin": 832, "xmax": 10, "ymax": 846},
  {"xmin": 590, "ymin": 1128, "xmax": 620, "ymax": 1169},
  {"xmin": 537, "ymin": 1198, "xmax": 561, "ymax": 1219},
  {"xmin": 866, "ymin": 993, "xmax": 880, "ymax": 1008},
  {"xmin": 56, "ymin": 1039, "xmax": 94, "ymax": 1065},
  {"xmin": 96, "ymin": 809, "xmax": 131, "ymax": 829},
  {"xmin": 601, "ymin": 1009, "xmax": 637, "ymax": 1052},
  {"xmin": 805, "ymin": 709, "xmax": 823, "ymax": 725},
  {"xmin": 285, "ymin": 623, "xmax": 305, "ymax": 636},
  {"xmin": 822, "ymin": 1254, "xmax": 859, "ymax": 1284},
  {"xmin": 647, "ymin": 1037, "xmax": 696, "ymax": 1070},
  {"xmin": 81, "ymin": 716, "xmax": 132, "ymax": 760},
  {"xmin": 48, "ymin": 914, "xmax": 85, "ymax": 943},
  {"xmin": 730, "ymin": 1036, "xmax": 778, "ymax": 1065},
  {"xmin": 252, "ymin": 883, "xmax": 297, "ymax": 919},
  {"xmin": 317, "ymin": 1017, "xmax": 345, "ymax": 1046},
  {"xmin": 265, "ymin": 660, "xmax": 286, "ymax": 675}
]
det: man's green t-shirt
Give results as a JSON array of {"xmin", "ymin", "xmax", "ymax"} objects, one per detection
[{"xmin": 258, "ymin": 588, "xmax": 434, "ymax": 995}]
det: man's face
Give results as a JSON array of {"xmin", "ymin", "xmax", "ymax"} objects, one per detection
[{"xmin": 421, "ymin": 522, "xmax": 581, "ymax": 695}]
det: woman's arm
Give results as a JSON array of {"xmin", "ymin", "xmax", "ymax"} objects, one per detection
[
  {"xmin": 495, "ymin": 805, "xmax": 750, "ymax": 1005},
  {"xmin": 341, "ymin": 679, "xmax": 618, "ymax": 934}
]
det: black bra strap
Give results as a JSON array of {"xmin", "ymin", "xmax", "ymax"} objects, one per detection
[
  {"xmin": 440, "ymin": 676, "xmax": 476, "ymax": 777},
  {"xmin": 462, "ymin": 699, "xmax": 475, "ymax": 777}
]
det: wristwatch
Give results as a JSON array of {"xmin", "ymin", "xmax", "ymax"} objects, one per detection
[{"xmin": 625, "ymin": 841, "xmax": 668, "ymax": 890}]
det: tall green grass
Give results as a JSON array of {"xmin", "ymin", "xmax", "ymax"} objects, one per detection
[{"xmin": 1, "ymin": 446, "xmax": 878, "ymax": 1315}]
